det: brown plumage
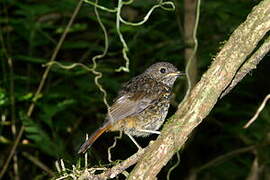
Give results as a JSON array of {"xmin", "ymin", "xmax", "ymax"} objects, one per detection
[{"xmin": 78, "ymin": 62, "xmax": 184, "ymax": 154}]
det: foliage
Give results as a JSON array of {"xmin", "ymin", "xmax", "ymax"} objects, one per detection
[{"xmin": 0, "ymin": 0, "xmax": 269, "ymax": 179}]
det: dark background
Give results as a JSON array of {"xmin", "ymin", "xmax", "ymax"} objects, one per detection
[{"xmin": 0, "ymin": 0, "xmax": 270, "ymax": 179}]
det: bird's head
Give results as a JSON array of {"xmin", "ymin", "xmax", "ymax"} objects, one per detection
[{"xmin": 144, "ymin": 62, "xmax": 184, "ymax": 87}]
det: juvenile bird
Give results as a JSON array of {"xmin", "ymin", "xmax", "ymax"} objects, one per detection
[{"xmin": 78, "ymin": 62, "xmax": 184, "ymax": 154}]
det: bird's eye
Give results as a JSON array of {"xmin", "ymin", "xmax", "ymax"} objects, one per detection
[{"xmin": 160, "ymin": 67, "xmax": 166, "ymax": 74}]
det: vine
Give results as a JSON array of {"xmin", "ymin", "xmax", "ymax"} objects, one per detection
[{"xmin": 52, "ymin": 0, "xmax": 176, "ymax": 179}]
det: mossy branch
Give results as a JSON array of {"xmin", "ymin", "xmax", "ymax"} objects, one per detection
[
  {"xmin": 54, "ymin": 0, "xmax": 270, "ymax": 179},
  {"xmin": 128, "ymin": 0, "xmax": 270, "ymax": 179},
  {"xmin": 66, "ymin": 0, "xmax": 270, "ymax": 179}
]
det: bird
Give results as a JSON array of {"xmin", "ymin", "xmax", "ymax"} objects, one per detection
[{"xmin": 78, "ymin": 62, "xmax": 184, "ymax": 154}]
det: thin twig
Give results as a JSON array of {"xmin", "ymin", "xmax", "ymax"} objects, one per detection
[
  {"xmin": 0, "ymin": 1, "xmax": 84, "ymax": 179},
  {"xmin": 244, "ymin": 94, "xmax": 270, "ymax": 128},
  {"xmin": 0, "ymin": 125, "xmax": 24, "ymax": 180}
]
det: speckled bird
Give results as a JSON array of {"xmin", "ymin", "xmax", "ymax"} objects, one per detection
[{"xmin": 78, "ymin": 62, "xmax": 184, "ymax": 154}]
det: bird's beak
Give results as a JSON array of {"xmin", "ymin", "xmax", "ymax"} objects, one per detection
[{"xmin": 167, "ymin": 71, "xmax": 185, "ymax": 77}]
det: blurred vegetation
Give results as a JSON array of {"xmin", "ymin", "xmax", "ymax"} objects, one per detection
[{"xmin": 0, "ymin": 0, "xmax": 270, "ymax": 179}]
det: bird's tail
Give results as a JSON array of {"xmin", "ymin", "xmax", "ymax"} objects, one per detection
[{"xmin": 78, "ymin": 122, "xmax": 112, "ymax": 154}]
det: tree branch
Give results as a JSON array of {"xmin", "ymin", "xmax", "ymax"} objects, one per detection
[
  {"xmin": 97, "ymin": 148, "xmax": 146, "ymax": 179},
  {"xmin": 128, "ymin": 0, "xmax": 270, "ymax": 179},
  {"xmin": 69, "ymin": 1, "xmax": 270, "ymax": 179},
  {"xmin": 221, "ymin": 35, "xmax": 270, "ymax": 97}
]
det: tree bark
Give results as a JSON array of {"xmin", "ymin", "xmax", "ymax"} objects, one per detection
[{"xmin": 128, "ymin": 0, "xmax": 270, "ymax": 179}]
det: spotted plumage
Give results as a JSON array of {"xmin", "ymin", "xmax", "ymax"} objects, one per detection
[{"xmin": 78, "ymin": 62, "xmax": 184, "ymax": 153}]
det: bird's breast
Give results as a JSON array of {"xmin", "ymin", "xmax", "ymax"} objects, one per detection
[{"xmin": 113, "ymin": 91, "xmax": 171, "ymax": 137}]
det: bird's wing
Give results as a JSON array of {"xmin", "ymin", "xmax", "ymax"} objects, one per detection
[{"xmin": 107, "ymin": 92, "xmax": 155, "ymax": 123}]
